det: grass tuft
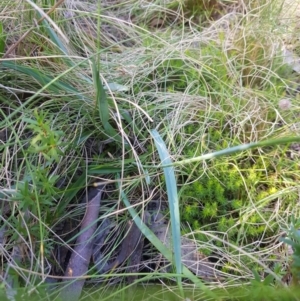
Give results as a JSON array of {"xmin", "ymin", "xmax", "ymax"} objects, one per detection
[{"xmin": 1, "ymin": 0, "xmax": 300, "ymax": 300}]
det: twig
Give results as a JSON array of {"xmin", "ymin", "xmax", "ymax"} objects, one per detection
[{"xmin": 59, "ymin": 185, "xmax": 105, "ymax": 301}]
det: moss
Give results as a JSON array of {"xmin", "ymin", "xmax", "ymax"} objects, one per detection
[{"xmin": 179, "ymin": 119, "xmax": 299, "ymax": 248}]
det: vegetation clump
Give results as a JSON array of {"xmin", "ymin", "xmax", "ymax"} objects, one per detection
[{"xmin": 1, "ymin": 0, "xmax": 300, "ymax": 300}]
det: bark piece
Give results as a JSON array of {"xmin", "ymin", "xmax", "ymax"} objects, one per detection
[
  {"xmin": 94, "ymin": 220, "xmax": 143, "ymax": 274},
  {"xmin": 59, "ymin": 185, "xmax": 105, "ymax": 301}
]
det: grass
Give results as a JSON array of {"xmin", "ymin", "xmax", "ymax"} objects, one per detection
[{"xmin": 1, "ymin": 0, "xmax": 300, "ymax": 300}]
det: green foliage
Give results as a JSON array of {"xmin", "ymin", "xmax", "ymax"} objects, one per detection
[
  {"xmin": 252, "ymin": 269, "xmax": 275, "ymax": 286},
  {"xmin": 24, "ymin": 109, "xmax": 64, "ymax": 163},
  {"xmin": 146, "ymin": 26, "xmax": 292, "ymax": 97},
  {"xmin": 92, "ymin": 61, "xmax": 123, "ymax": 143},
  {"xmin": 6, "ymin": 109, "xmax": 67, "ymax": 263},
  {"xmin": 180, "ymin": 143, "xmax": 298, "ymax": 243},
  {"xmin": 178, "ymin": 103, "xmax": 300, "ymax": 254},
  {"xmin": 171, "ymin": 29, "xmax": 298, "ymax": 255},
  {"xmin": 0, "ymin": 22, "xmax": 4, "ymax": 57},
  {"xmin": 12, "ymin": 169, "xmax": 58, "ymax": 214},
  {"xmin": 2, "ymin": 0, "xmax": 300, "ymax": 296},
  {"xmin": 148, "ymin": 41, "xmax": 230, "ymax": 94},
  {"xmin": 280, "ymin": 216, "xmax": 300, "ymax": 285}
]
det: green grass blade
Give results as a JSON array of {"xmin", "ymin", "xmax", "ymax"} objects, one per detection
[
  {"xmin": 36, "ymin": 11, "xmax": 92, "ymax": 84},
  {"xmin": 26, "ymin": 0, "xmax": 69, "ymax": 55},
  {"xmin": 0, "ymin": 22, "xmax": 4, "ymax": 58},
  {"xmin": 1, "ymin": 61, "xmax": 79, "ymax": 94},
  {"xmin": 91, "ymin": 60, "xmax": 122, "ymax": 143},
  {"xmin": 40, "ymin": 17, "xmax": 69, "ymax": 56},
  {"xmin": 161, "ymin": 136, "xmax": 300, "ymax": 167},
  {"xmin": 150, "ymin": 129, "xmax": 182, "ymax": 293},
  {"xmin": 93, "ymin": 62, "xmax": 109, "ymax": 127},
  {"xmin": 0, "ymin": 61, "xmax": 89, "ymax": 125}
]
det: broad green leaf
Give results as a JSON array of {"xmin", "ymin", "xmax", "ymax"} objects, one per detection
[
  {"xmin": 93, "ymin": 62, "xmax": 109, "ymax": 127},
  {"xmin": 150, "ymin": 129, "xmax": 182, "ymax": 291},
  {"xmin": 91, "ymin": 60, "xmax": 122, "ymax": 143}
]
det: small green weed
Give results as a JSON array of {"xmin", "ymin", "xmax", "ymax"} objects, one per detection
[
  {"xmin": 280, "ymin": 216, "xmax": 300, "ymax": 286},
  {"xmin": 24, "ymin": 109, "xmax": 64, "ymax": 163}
]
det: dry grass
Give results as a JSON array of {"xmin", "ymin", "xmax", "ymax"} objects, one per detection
[{"xmin": 1, "ymin": 0, "xmax": 300, "ymax": 300}]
